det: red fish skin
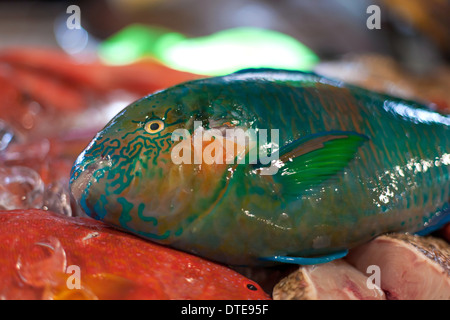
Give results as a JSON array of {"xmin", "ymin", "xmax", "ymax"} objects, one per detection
[
  {"xmin": 0, "ymin": 47, "xmax": 203, "ymax": 140},
  {"xmin": 0, "ymin": 209, "xmax": 270, "ymax": 300},
  {"xmin": 0, "ymin": 47, "xmax": 204, "ymax": 97},
  {"xmin": 5, "ymin": 65, "xmax": 88, "ymax": 112}
]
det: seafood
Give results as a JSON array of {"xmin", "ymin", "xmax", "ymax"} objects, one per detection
[
  {"xmin": 0, "ymin": 209, "xmax": 269, "ymax": 300},
  {"xmin": 272, "ymin": 259, "xmax": 386, "ymax": 300},
  {"xmin": 70, "ymin": 68, "xmax": 450, "ymax": 266},
  {"xmin": 0, "ymin": 48, "xmax": 201, "ymax": 99},
  {"xmin": 0, "ymin": 48, "xmax": 201, "ymax": 137},
  {"xmin": 346, "ymin": 233, "xmax": 450, "ymax": 300},
  {"xmin": 273, "ymin": 233, "xmax": 450, "ymax": 300},
  {"xmin": 0, "ymin": 47, "xmax": 201, "ymax": 216}
]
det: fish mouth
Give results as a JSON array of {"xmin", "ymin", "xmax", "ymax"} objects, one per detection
[
  {"xmin": 69, "ymin": 156, "xmax": 112, "ymax": 207},
  {"xmin": 69, "ymin": 160, "xmax": 98, "ymax": 204}
]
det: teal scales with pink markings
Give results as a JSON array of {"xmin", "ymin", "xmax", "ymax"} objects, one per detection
[{"xmin": 70, "ymin": 69, "xmax": 450, "ymax": 266}]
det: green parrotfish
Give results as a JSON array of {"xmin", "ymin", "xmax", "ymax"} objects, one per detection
[{"xmin": 70, "ymin": 69, "xmax": 450, "ymax": 266}]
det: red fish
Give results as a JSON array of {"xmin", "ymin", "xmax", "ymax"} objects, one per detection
[
  {"xmin": 0, "ymin": 47, "xmax": 203, "ymax": 101},
  {"xmin": 0, "ymin": 209, "xmax": 270, "ymax": 300},
  {"xmin": 0, "ymin": 47, "xmax": 203, "ymax": 137}
]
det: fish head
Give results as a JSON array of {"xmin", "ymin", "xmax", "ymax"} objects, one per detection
[{"xmin": 69, "ymin": 84, "xmax": 241, "ymax": 243}]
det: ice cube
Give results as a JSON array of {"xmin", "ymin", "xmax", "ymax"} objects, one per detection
[
  {"xmin": 0, "ymin": 166, "xmax": 44, "ymax": 210},
  {"xmin": 43, "ymin": 182, "xmax": 72, "ymax": 217},
  {"xmin": 0, "ymin": 119, "xmax": 16, "ymax": 151}
]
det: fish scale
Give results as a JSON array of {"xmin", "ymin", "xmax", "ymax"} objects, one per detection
[{"xmin": 70, "ymin": 69, "xmax": 449, "ymax": 266}]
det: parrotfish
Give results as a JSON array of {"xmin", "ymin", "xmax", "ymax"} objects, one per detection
[{"xmin": 70, "ymin": 69, "xmax": 450, "ymax": 266}]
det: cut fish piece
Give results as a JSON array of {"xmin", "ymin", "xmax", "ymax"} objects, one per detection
[
  {"xmin": 272, "ymin": 259, "xmax": 385, "ymax": 300},
  {"xmin": 346, "ymin": 233, "xmax": 450, "ymax": 300}
]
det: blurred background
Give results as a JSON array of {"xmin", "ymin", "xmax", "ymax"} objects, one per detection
[
  {"xmin": 1, "ymin": 0, "xmax": 449, "ymax": 114},
  {"xmin": 1, "ymin": 0, "xmax": 449, "ymax": 68}
]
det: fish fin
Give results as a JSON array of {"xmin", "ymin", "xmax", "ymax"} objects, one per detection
[
  {"xmin": 260, "ymin": 250, "xmax": 348, "ymax": 265},
  {"xmin": 266, "ymin": 131, "xmax": 369, "ymax": 196},
  {"xmin": 232, "ymin": 68, "xmax": 313, "ymax": 75},
  {"xmin": 414, "ymin": 204, "xmax": 450, "ymax": 236}
]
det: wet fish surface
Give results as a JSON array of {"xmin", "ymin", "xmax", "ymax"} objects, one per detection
[{"xmin": 70, "ymin": 69, "xmax": 450, "ymax": 266}]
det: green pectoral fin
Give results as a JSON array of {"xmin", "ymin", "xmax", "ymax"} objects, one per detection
[{"xmin": 271, "ymin": 131, "xmax": 369, "ymax": 196}]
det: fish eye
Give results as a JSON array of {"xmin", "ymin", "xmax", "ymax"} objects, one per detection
[
  {"xmin": 144, "ymin": 119, "xmax": 165, "ymax": 134},
  {"xmin": 246, "ymin": 284, "xmax": 257, "ymax": 291}
]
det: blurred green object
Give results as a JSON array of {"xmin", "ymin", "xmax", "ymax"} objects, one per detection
[
  {"xmin": 99, "ymin": 25, "xmax": 319, "ymax": 75},
  {"xmin": 98, "ymin": 24, "xmax": 186, "ymax": 65}
]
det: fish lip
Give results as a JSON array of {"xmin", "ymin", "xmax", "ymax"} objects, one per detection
[
  {"xmin": 69, "ymin": 160, "xmax": 97, "ymax": 204},
  {"xmin": 70, "ymin": 154, "xmax": 115, "ymax": 206}
]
